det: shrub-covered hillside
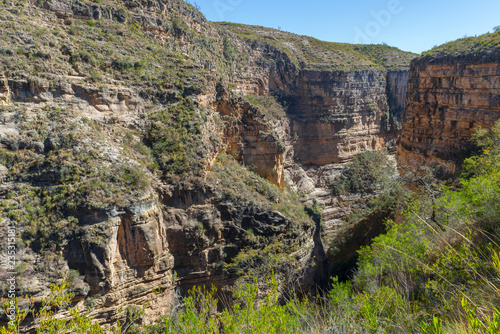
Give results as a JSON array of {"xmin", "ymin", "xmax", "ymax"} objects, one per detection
[
  {"xmin": 149, "ymin": 121, "xmax": 500, "ymax": 333},
  {"xmin": 5, "ymin": 120, "xmax": 500, "ymax": 333},
  {"xmin": 423, "ymin": 29, "xmax": 500, "ymax": 57},
  {"xmin": 217, "ymin": 22, "xmax": 417, "ymax": 71}
]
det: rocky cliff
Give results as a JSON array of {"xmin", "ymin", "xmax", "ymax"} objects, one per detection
[
  {"xmin": 0, "ymin": 0, "xmax": 415, "ymax": 327},
  {"xmin": 398, "ymin": 33, "xmax": 500, "ymax": 174},
  {"xmin": 287, "ymin": 70, "xmax": 388, "ymax": 166},
  {"xmin": 218, "ymin": 23, "xmax": 415, "ymax": 276}
]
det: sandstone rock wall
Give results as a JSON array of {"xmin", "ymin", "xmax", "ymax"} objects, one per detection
[
  {"xmin": 266, "ymin": 66, "xmax": 408, "ymax": 274},
  {"xmin": 286, "ymin": 70, "xmax": 388, "ymax": 165},
  {"xmin": 0, "ymin": 54, "xmax": 326, "ymax": 331},
  {"xmin": 398, "ymin": 60, "xmax": 500, "ymax": 174},
  {"xmin": 386, "ymin": 70, "xmax": 409, "ymax": 124},
  {"xmin": 213, "ymin": 84, "xmax": 288, "ymax": 187},
  {"xmin": 0, "ymin": 0, "xmax": 414, "ymax": 328},
  {"xmin": 223, "ymin": 39, "xmax": 412, "ymax": 275}
]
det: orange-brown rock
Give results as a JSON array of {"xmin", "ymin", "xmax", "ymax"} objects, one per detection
[
  {"xmin": 213, "ymin": 84, "xmax": 287, "ymax": 187},
  {"xmin": 287, "ymin": 70, "xmax": 389, "ymax": 165},
  {"xmin": 398, "ymin": 60, "xmax": 500, "ymax": 174},
  {"xmin": 0, "ymin": 0, "xmax": 415, "ymax": 328}
]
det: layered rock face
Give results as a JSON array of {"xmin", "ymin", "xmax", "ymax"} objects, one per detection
[
  {"xmin": 64, "ymin": 193, "xmax": 177, "ymax": 323},
  {"xmin": 398, "ymin": 58, "xmax": 500, "ymax": 174},
  {"xmin": 218, "ymin": 26, "xmax": 414, "ymax": 277},
  {"xmin": 0, "ymin": 0, "xmax": 416, "ymax": 328},
  {"xmin": 276, "ymin": 69, "xmax": 401, "ymax": 240},
  {"xmin": 0, "ymin": 0, "xmax": 330, "ymax": 327},
  {"xmin": 213, "ymin": 84, "xmax": 288, "ymax": 187},
  {"xmin": 271, "ymin": 69, "xmax": 407, "ymax": 239},
  {"xmin": 386, "ymin": 70, "xmax": 409, "ymax": 124},
  {"xmin": 385, "ymin": 70, "xmax": 409, "ymax": 147},
  {"xmin": 0, "ymin": 79, "xmax": 326, "ymax": 328},
  {"xmin": 287, "ymin": 70, "xmax": 388, "ymax": 166}
]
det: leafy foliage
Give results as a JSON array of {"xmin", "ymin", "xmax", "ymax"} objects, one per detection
[
  {"xmin": 147, "ymin": 97, "xmax": 207, "ymax": 180},
  {"xmin": 352, "ymin": 120, "xmax": 500, "ymax": 332},
  {"xmin": 244, "ymin": 94, "xmax": 287, "ymax": 122},
  {"xmin": 223, "ymin": 241, "xmax": 299, "ymax": 292},
  {"xmin": 0, "ymin": 282, "xmax": 144, "ymax": 333},
  {"xmin": 330, "ymin": 150, "xmax": 395, "ymax": 196}
]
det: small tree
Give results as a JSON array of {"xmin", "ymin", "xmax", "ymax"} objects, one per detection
[{"xmin": 494, "ymin": 25, "xmax": 500, "ymax": 32}]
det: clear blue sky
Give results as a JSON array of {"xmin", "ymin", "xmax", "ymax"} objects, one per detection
[{"xmin": 192, "ymin": 0, "xmax": 500, "ymax": 54}]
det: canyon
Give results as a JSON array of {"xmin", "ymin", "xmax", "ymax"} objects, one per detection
[
  {"xmin": 399, "ymin": 51, "xmax": 500, "ymax": 174},
  {"xmin": 0, "ymin": 0, "xmax": 499, "ymax": 329}
]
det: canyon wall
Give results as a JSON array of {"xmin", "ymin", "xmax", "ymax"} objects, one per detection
[
  {"xmin": 0, "ymin": 1, "xmax": 330, "ymax": 328},
  {"xmin": 287, "ymin": 70, "xmax": 388, "ymax": 166},
  {"xmin": 277, "ymin": 69, "xmax": 405, "ymax": 271},
  {"xmin": 219, "ymin": 25, "xmax": 415, "ymax": 279},
  {"xmin": 398, "ymin": 54, "xmax": 500, "ymax": 174},
  {"xmin": 0, "ymin": 0, "xmax": 416, "ymax": 328},
  {"xmin": 386, "ymin": 70, "xmax": 409, "ymax": 124}
]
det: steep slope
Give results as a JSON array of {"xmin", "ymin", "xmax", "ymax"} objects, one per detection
[
  {"xmin": 0, "ymin": 0, "xmax": 415, "ymax": 327},
  {"xmin": 219, "ymin": 23, "xmax": 416, "ymax": 270},
  {"xmin": 398, "ymin": 31, "xmax": 500, "ymax": 175},
  {"xmin": 0, "ymin": 0, "xmax": 328, "ymax": 327}
]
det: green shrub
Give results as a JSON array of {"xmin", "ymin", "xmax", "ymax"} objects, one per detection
[
  {"xmin": 146, "ymin": 97, "xmax": 205, "ymax": 179},
  {"xmin": 244, "ymin": 94, "xmax": 287, "ymax": 121},
  {"xmin": 330, "ymin": 150, "xmax": 395, "ymax": 196}
]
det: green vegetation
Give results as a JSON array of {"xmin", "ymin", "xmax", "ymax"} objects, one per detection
[
  {"xmin": 243, "ymin": 94, "xmax": 287, "ymax": 122},
  {"xmin": 422, "ymin": 29, "xmax": 500, "ymax": 58},
  {"xmin": 1, "ymin": 0, "xmax": 499, "ymax": 332},
  {"xmin": 207, "ymin": 153, "xmax": 311, "ymax": 228},
  {"xmin": 216, "ymin": 22, "xmax": 417, "ymax": 71},
  {"xmin": 329, "ymin": 150, "xmax": 410, "ymax": 224},
  {"xmin": 0, "ymin": 107, "xmax": 154, "ymax": 250},
  {"xmin": 331, "ymin": 150, "xmax": 394, "ymax": 196},
  {"xmin": 1, "ymin": 282, "xmax": 144, "ymax": 333},
  {"xmin": 223, "ymin": 241, "xmax": 299, "ymax": 291},
  {"xmin": 349, "ymin": 122, "xmax": 500, "ymax": 332},
  {"xmin": 147, "ymin": 97, "xmax": 207, "ymax": 180},
  {"xmin": 0, "ymin": 0, "xmax": 216, "ymax": 94}
]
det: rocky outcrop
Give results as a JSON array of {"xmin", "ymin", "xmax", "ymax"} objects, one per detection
[
  {"xmin": 65, "ymin": 193, "xmax": 177, "ymax": 324},
  {"xmin": 269, "ymin": 68, "xmax": 408, "ymax": 271},
  {"xmin": 219, "ymin": 28, "xmax": 414, "ymax": 276},
  {"xmin": 59, "ymin": 186, "xmax": 328, "ymax": 326},
  {"xmin": 398, "ymin": 58, "xmax": 500, "ymax": 174},
  {"xmin": 0, "ymin": 0, "xmax": 415, "ymax": 328},
  {"xmin": 286, "ymin": 70, "xmax": 389, "ymax": 165},
  {"xmin": 386, "ymin": 70, "xmax": 409, "ymax": 124},
  {"xmin": 0, "ymin": 74, "xmax": 10, "ymax": 105},
  {"xmin": 214, "ymin": 84, "xmax": 288, "ymax": 187},
  {"xmin": 0, "ymin": 76, "xmax": 325, "ymax": 328}
]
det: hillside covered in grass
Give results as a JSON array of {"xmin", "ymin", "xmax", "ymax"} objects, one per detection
[
  {"xmin": 420, "ymin": 29, "xmax": 500, "ymax": 63},
  {"xmin": 217, "ymin": 22, "xmax": 417, "ymax": 71}
]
